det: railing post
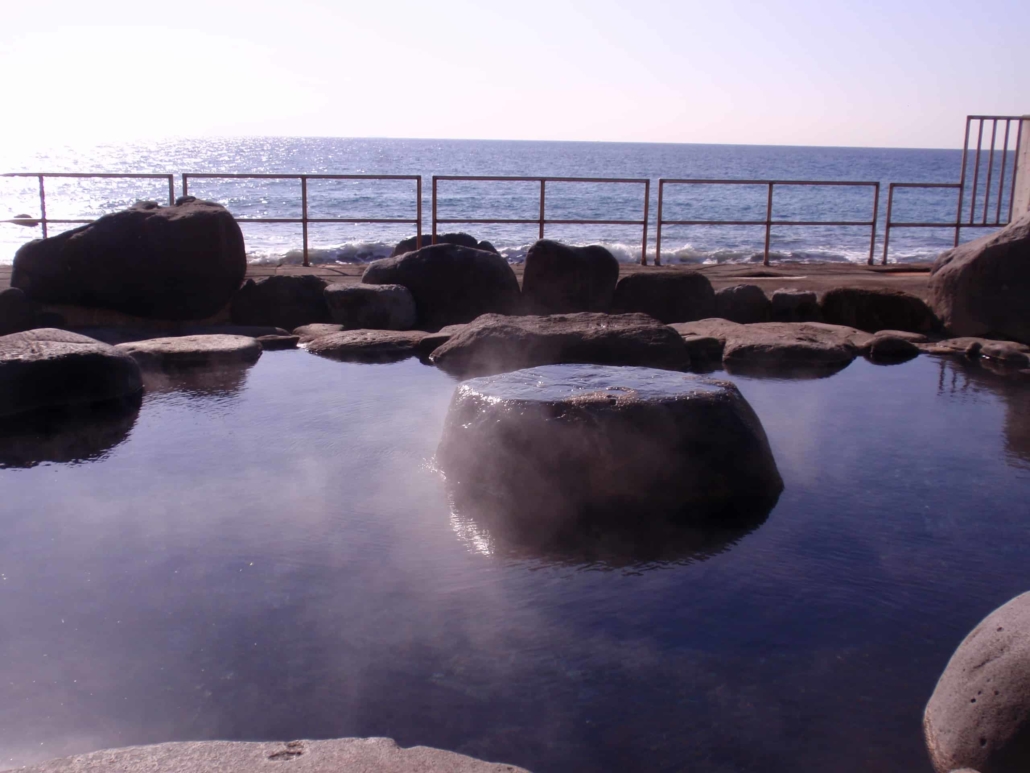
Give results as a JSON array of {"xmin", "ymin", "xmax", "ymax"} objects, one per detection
[
  {"xmin": 301, "ymin": 176, "xmax": 310, "ymax": 267},
  {"xmin": 955, "ymin": 117, "xmax": 971, "ymax": 244},
  {"xmin": 982, "ymin": 119, "xmax": 998, "ymax": 224},
  {"xmin": 167, "ymin": 175, "xmax": 175, "ymax": 205},
  {"xmin": 641, "ymin": 179, "xmax": 650, "ymax": 265},
  {"xmin": 182, "ymin": 174, "xmax": 189, "ymax": 198},
  {"xmin": 882, "ymin": 184, "xmax": 895, "ymax": 264},
  {"xmin": 869, "ymin": 182, "xmax": 880, "ymax": 266},
  {"xmin": 538, "ymin": 179, "xmax": 545, "ymax": 240},
  {"xmin": 432, "ymin": 177, "xmax": 438, "ymax": 245},
  {"xmin": 416, "ymin": 176, "xmax": 422, "ymax": 249},
  {"xmin": 763, "ymin": 182, "xmax": 773, "ymax": 266},
  {"xmin": 654, "ymin": 180, "xmax": 663, "ymax": 267},
  {"xmin": 38, "ymin": 175, "xmax": 47, "ymax": 239},
  {"xmin": 1013, "ymin": 117, "xmax": 1030, "ymax": 219},
  {"xmin": 969, "ymin": 118, "xmax": 984, "ymax": 224},
  {"xmin": 996, "ymin": 119, "xmax": 1012, "ymax": 225}
]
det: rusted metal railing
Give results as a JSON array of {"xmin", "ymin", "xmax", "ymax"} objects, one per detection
[
  {"xmin": 881, "ymin": 115, "xmax": 1023, "ymax": 263},
  {"xmin": 1, "ymin": 172, "xmax": 175, "ymax": 238},
  {"xmin": 656, "ymin": 179, "xmax": 880, "ymax": 266},
  {"xmin": 182, "ymin": 173, "xmax": 422, "ymax": 267},
  {"xmin": 431, "ymin": 175, "xmax": 651, "ymax": 264}
]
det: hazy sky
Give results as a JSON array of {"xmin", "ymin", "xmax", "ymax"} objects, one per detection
[{"xmin": 2, "ymin": 0, "xmax": 1027, "ymax": 148}]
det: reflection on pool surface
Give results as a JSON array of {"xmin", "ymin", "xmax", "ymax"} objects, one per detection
[{"xmin": 1, "ymin": 352, "xmax": 1028, "ymax": 772}]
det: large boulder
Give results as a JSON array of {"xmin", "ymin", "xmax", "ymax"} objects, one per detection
[
  {"xmin": 363, "ymin": 244, "xmax": 520, "ymax": 330},
  {"xmin": 611, "ymin": 271, "xmax": 716, "ymax": 323},
  {"xmin": 15, "ymin": 738, "xmax": 528, "ymax": 773},
  {"xmin": 924, "ymin": 591, "xmax": 1030, "ymax": 773},
  {"xmin": 820, "ymin": 287, "xmax": 937, "ymax": 334},
  {"xmin": 770, "ymin": 289, "xmax": 821, "ymax": 323},
  {"xmin": 324, "ymin": 282, "xmax": 417, "ymax": 330},
  {"xmin": 0, "ymin": 287, "xmax": 40, "ymax": 335},
  {"xmin": 12, "ymin": 197, "xmax": 246, "ymax": 320},
  {"xmin": 0, "ymin": 329, "xmax": 142, "ymax": 418},
  {"xmin": 231, "ymin": 275, "xmax": 330, "ymax": 330},
  {"xmin": 390, "ymin": 232, "xmax": 499, "ymax": 257},
  {"xmin": 306, "ymin": 329, "xmax": 428, "ymax": 363},
  {"xmin": 116, "ymin": 335, "xmax": 262, "ymax": 368},
  {"xmin": 715, "ymin": 284, "xmax": 771, "ymax": 323},
  {"xmin": 929, "ymin": 212, "xmax": 1030, "ymax": 343},
  {"xmin": 521, "ymin": 240, "xmax": 619, "ymax": 314},
  {"xmin": 429, "ymin": 312, "xmax": 689, "ymax": 377},
  {"xmin": 438, "ymin": 364, "xmax": 783, "ymax": 534}
]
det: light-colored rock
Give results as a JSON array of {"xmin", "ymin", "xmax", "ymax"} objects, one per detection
[
  {"xmin": 324, "ymin": 282, "xmax": 417, "ymax": 330},
  {"xmin": 293, "ymin": 323, "xmax": 345, "ymax": 343},
  {"xmin": 306, "ymin": 329, "xmax": 427, "ymax": 363},
  {"xmin": 924, "ymin": 591, "xmax": 1030, "ymax": 773},
  {"xmin": 14, "ymin": 737, "xmax": 529, "ymax": 773},
  {"xmin": 116, "ymin": 335, "xmax": 262, "ymax": 368}
]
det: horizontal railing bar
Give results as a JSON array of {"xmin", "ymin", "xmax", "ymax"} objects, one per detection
[
  {"xmin": 660, "ymin": 179, "xmax": 879, "ymax": 187},
  {"xmin": 659, "ymin": 219, "xmax": 875, "ymax": 227},
  {"xmin": 183, "ymin": 173, "xmax": 421, "ymax": 181},
  {"xmin": 434, "ymin": 218, "xmax": 644, "ymax": 226},
  {"xmin": 432, "ymin": 175, "xmax": 648, "ymax": 184},
  {"xmin": 888, "ymin": 183, "xmax": 962, "ymax": 189},
  {"xmin": 889, "ymin": 221, "xmax": 1002, "ymax": 228},
  {"xmin": 965, "ymin": 115, "xmax": 1023, "ymax": 121},
  {"xmin": 232, "ymin": 217, "xmax": 418, "ymax": 224},
  {"xmin": 2, "ymin": 172, "xmax": 174, "ymax": 179}
]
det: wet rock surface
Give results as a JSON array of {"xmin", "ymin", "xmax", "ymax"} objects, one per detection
[
  {"xmin": 611, "ymin": 270, "xmax": 716, "ymax": 323},
  {"xmin": 521, "ymin": 240, "xmax": 619, "ymax": 314},
  {"xmin": 293, "ymin": 323, "xmax": 346, "ymax": 343},
  {"xmin": 820, "ymin": 287, "xmax": 938, "ymax": 333},
  {"xmin": 231, "ymin": 275, "xmax": 330, "ymax": 331},
  {"xmin": 438, "ymin": 364, "xmax": 782, "ymax": 536},
  {"xmin": 11, "ymin": 198, "xmax": 246, "ymax": 320},
  {"xmin": 306, "ymin": 329, "xmax": 428, "ymax": 363},
  {"xmin": 363, "ymin": 244, "xmax": 520, "ymax": 330},
  {"xmin": 429, "ymin": 312, "xmax": 689, "ymax": 377},
  {"xmin": 924, "ymin": 591, "xmax": 1030, "ymax": 773},
  {"xmin": 863, "ymin": 331, "xmax": 921, "ymax": 363},
  {"xmin": 116, "ymin": 335, "xmax": 263, "ymax": 368},
  {"xmin": 929, "ymin": 211, "xmax": 1030, "ymax": 344},
  {"xmin": 16, "ymin": 738, "xmax": 529, "ymax": 773},
  {"xmin": 324, "ymin": 282, "xmax": 417, "ymax": 330},
  {"xmin": 715, "ymin": 284, "xmax": 771, "ymax": 324},
  {"xmin": 0, "ymin": 329, "xmax": 143, "ymax": 418}
]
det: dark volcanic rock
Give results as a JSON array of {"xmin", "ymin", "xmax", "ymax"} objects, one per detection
[
  {"xmin": 924, "ymin": 590, "xmax": 1030, "ymax": 773},
  {"xmin": 363, "ymin": 244, "xmax": 520, "ymax": 330},
  {"xmin": 820, "ymin": 287, "xmax": 937, "ymax": 334},
  {"xmin": 863, "ymin": 332, "xmax": 920, "ymax": 363},
  {"xmin": 256, "ymin": 334, "xmax": 299, "ymax": 350},
  {"xmin": 390, "ymin": 232, "xmax": 499, "ymax": 257},
  {"xmin": 324, "ymin": 282, "xmax": 417, "ymax": 330},
  {"xmin": 0, "ymin": 287, "xmax": 40, "ymax": 335},
  {"xmin": 429, "ymin": 312, "xmax": 689, "ymax": 377},
  {"xmin": 521, "ymin": 240, "xmax": 619, "ymax": 314},
  {"xmin": 770, "ymin": 289, "xmax": 821, "ymax": 322},
  {"xmin": 929, "ymin": 211, "xmax": 1030, "ymax": 344},
  {"xmin": 231, "ymin": 275, "xmax": 330, "ymax": 330},
  {"xmin": 611, "ymin": 271, "xmax": 716, "ymax": 324},
  {"xmin": 12, "ymin": 197, "xmax": 246, "ymax": 320},
  {"xmin": 0, "ymin": 329, "xmax": 143, "ymax": 418},
  {"xmin": 116, "ymin": 335, "xmax": 262, "ymax": 368},
  {"xmin": 306, "ymin": 330, "xmax": 427, "ymax": 363},
  {"xmin": 715, "ymin": 284, "xmax": 771, "ymax": 324},
  {"xmin": 438, "ymin": 364, "xmax": 783, "ymax": 535}
]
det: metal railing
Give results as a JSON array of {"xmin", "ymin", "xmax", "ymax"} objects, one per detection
[
  {"xmin": 1, "ymin": 172, "xmax": 175, "ymax": 238},
  {"xmin": 181, "ymin": 173, "xmax": 422, "ymax": 267},
  {"xmin": 656, "ymin": 179, "xmax": 880, "ymax": 266},
  {"xmin": 881, "ymin": 115, "xmax": 1023, "ymax": 263},
  {"xmin": 431, "ymin": 175, "xmax": 651, "ymax": 264}
]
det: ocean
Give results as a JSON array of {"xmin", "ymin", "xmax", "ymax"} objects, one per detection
[{"xmin": 0, "ymin": 138, "xmax": 1013, "ymax": 267}]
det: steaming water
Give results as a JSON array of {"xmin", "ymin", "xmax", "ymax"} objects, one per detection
[
  {"xmin": 1, "ymin": 353, "xmax": 1028, "ymax": 772},
  {"xmin": 0, "ymin": 138, "xmax": 1014, "ymax": 266}
]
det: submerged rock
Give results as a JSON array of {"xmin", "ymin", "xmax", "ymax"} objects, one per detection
[
  {"xmin": 521, "ymin": 240, "xmax": 619, "ymax": 314},
  {"xmin": 0, "ymin": 329, "xmax": 142, "ymax": 418},
  {"xmin": 715, "ymin": 284, "xmax": 771, "ymax": 324},
  {"xmin": 116, "ymin": 334, "xmax": 262, "ymax": 368},
  {"xmin": 929, "ymin": 211, "xmax": 1030, "ymax": 344},
  {"xmin": 306, "ymin": 329, "xmax": 428, "ymax": 363},
  {"xmin": 438, "ymin": 364, "xmax": 782, "ymax": 536},
  {"xmin": 820, "ymin": 287, "xmax": 937, "ymax": 334},
  {"xmin": 924, "ymin": 591, "xmax": 1030, "ymax": 773},
  {"xmin": 363, "ymin": 244, "xmax": 520, "ymax": 330},
  {"xmin": 429, "ymin": 312, "xmax": 689, "ymax": 377},
  {"xmin": 611, "ymin": 270, "xmax": 716, "ymax": 323},
  {"xmin": 15, "ymin": 737, "xmax": 528, "ymax": 773},
  {"xmin": 324, "ymin": 282, "xmax": 417, "ymax": 330},
  {"xmin": 12, "ymin": 197, "xmax": 246, "ymax": 320},
  {"xmin": 863, "ymin": 331, "xmax": 920, "ymax": 363},
  {"xmin": 231, "ymin": 275, "xmax": 330, "ymax": 331}
]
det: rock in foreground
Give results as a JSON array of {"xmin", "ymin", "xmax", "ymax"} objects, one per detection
[
  {"xmin": 438, "ymin": 364, "xmax": 782, "ymax": 533},
  {"xmin": 116, "ymin": 335, "xmax": 262, "ymax": 368},
  {"xmin": 0, "ymin": 329, "xmax": 143, "ymax": 418},
  {"xmin": 363, "ymin": 244, "xmax": 520, "ymax": 330},
  {"xmin": 429, "ymin": 313, "xmax": 689, "ymax": 377},
  {"xmin": 924, "ymin": 590, "xmax": 1030, "ymax": 773},
  {"xmin": 521, "ymin": 240, "xmax": 619, "ymax": 314},
  {"xmin": 929, "ymin": 210, "xmax": 1030, "ymax": 344},
  {"xmin": 12, "ymin": 198, "xmax": 246, "ymax": 320},
  {"xmin": 16, "ymin": 737, "xmax": 528, "ymax": 773},
  {"xmin": 306, "ymin": 329, "xmax": 428, "ymax": 363}
]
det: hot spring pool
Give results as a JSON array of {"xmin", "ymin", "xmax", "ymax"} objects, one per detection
[{"xmin": 1, "ymin": 351, "xmax": 1028, "ymax": 772}]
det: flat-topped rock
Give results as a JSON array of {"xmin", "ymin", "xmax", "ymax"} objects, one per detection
[
  {"xmin": 306, "ymin": 329, "xmax": 428, "ymax": 363},
  {"xmin": 293, "ymin": 323, "xmax": 346, "ymax": 343},
  {"xmin": 820, "ymin": 287, "xmax": 938, "ymax": 334},
  {"xmin": 438, "ymin": 364, "xmax": 782, "ymax": 534},
  {"xmin": 429, "ymin": 312, "xmax": 689, "ymax": 377},
  {"xmin": 15, "ymin": 737, "xmax": 529, "ymax": 773},
  {"xmin": 116, "ymin": 335, "xmax": 263, "ymax": 368},
  {"xmin": 324, "ymin": 282, "xmax": 417, "ymax": 330},
  {"xmin": 0, "ymin": 329, "xmax": 142, "ymax": 418}
]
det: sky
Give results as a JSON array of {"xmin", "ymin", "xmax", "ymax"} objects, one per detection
[{"xmin": 1, "ymin": 0, "xmax": 1027, "ymax": 149}]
